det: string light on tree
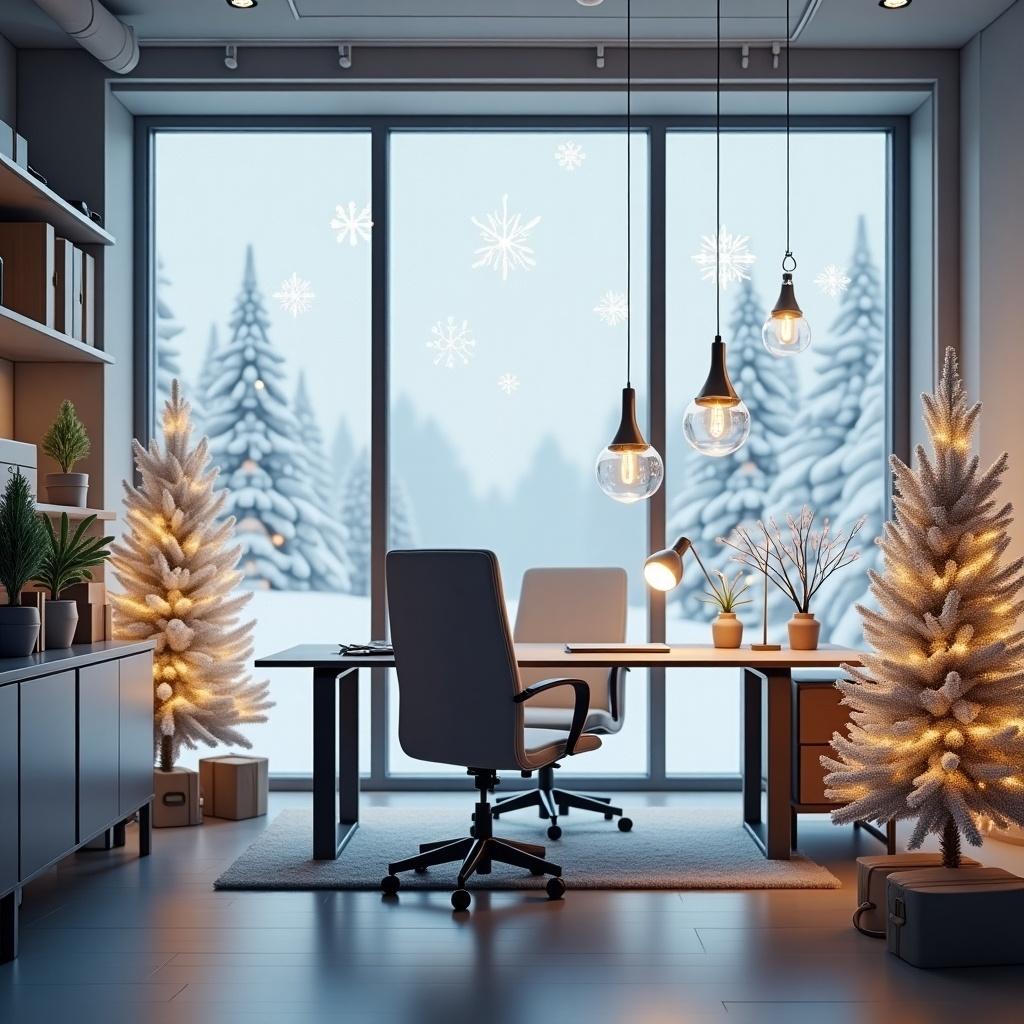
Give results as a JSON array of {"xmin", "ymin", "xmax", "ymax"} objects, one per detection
[
  {"xmin": 109, "ymin": 381, "xmax": 273, "ymax": 771},
  {"xmin": 822, "ymin": 349, "xmax": 1024, "ymax": 866}
]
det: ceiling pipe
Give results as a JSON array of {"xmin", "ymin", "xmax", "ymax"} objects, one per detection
[{"xmin": 30, "ymin": 0, "xmax": 140, "ymax": 74}]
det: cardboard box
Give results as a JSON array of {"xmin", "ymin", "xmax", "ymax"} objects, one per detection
[
  {"xmin": 53, "ymin": 238, "xmax": 75, "ymax": 335},
  {"xmin": 199, "ymin": 755, "xmax": 269, "ymax": 821},
  {"xmin": 0, "ymin": 437, "xmax": 36, "ymax": 498},
  {"xmin": 0, "ymin": 222, "xmax": 55, "ymax": 326},
  {"xmin": 153, "ymin": 767, "xmax": 202, "ymax": 828},
  {"xmin": 63, "ymin": 580, "xmax": 106, "ymax": 644}
]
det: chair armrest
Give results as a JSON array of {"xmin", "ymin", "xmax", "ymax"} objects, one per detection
[
  {"xmin": 609, "ymin": 666, "xmax": 629, "ymax": 722},
  {"xmin": 513, "ymin": 677, "xmax": 591, "ymax": 755}
]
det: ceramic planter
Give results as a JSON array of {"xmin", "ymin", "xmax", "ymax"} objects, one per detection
[
  {"xmin": 788, "ymin": 611, "xmax": 821, "ymax": 651},
  {"xmin": 45, "ymin": 472, "xmax": 89, "ymax": 506},
  {"xmin": 44, "ymin": 599, "xmax": 79, "ymax": 649},
  {"xmin": 0, "ymin": 605, "xmax": 40, "ymax": 658},
  {"xmin": 712, "ymin": 611, "xmax": 743, "ymax": 649}
]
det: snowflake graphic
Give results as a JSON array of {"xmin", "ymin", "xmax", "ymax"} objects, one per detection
[
  {"xmin": 497, "ymin": 372, "xmax": 520, "ymax": 396},
  {"xmin": 814, "ymin": 263, "xmax": 851, "ymax": 298},
  {"xmin": 272, "ymin": 273, "xmax": 315, "ymax": 318},
  {"xmin": 691, "ymin": 226, "xmax": 757, "ymax": 290},
  {"xmin": 471, "ymin": 194, "xmax": 541, "ymax": 282},
  {"xmin": 427, "ymin": 317, "xmax": 476, "ymax": 369},
  {"xmin": 594, "ymin": 290, "xmax": 629, "ymax": 326},
  {"xmin": 554, "ymin": 141, "xmax": 587, "ymax": 172},
  {"xmin": 330, "ymin": 201, "xmax": 373, "ymax": 246}
]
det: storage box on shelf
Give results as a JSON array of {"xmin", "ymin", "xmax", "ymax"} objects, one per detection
[{"xmin": 0, "ymin": 222, "xmax": 55, "ymax": 327}]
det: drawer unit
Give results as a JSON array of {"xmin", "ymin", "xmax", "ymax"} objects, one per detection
[
  {"xmin": 0, "ymin": 685, "xmax": 17, "ymax": 895},
  {"xmin": 79, "ymin": 660, "xmax": 120, "ymax": 842}
]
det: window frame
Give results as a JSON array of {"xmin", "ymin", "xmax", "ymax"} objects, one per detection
[{"xmin": 135, "ymin": 114, "xmax": 909, "ymax": 792}]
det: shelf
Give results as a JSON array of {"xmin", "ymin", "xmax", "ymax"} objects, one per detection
[
  {"xmin": 0, "ymin": 150, "xmax": 114, "ymax": 246},
  {"xmin": 0, "ymin": 305, "xmax": 114, "ymax": 364},
  {"xmin": 36, "ymin": 504, "xmax": 116, "ymax": 522}
]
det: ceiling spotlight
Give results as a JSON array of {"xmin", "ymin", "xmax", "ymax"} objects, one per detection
[
  {"xmin": 227, "ymin": 0, "xmax": 257, "ymax": 8},
  {"xmin": 576, "ymin": 0, "xmax": 605, "ymax": 6},
  {"xmin": 224, "ymin": 44, "xmax": 238, "ymax": 70},
  {"xmin": 878, "ymin": 0, "xmax": 911, "ymax": 8}
]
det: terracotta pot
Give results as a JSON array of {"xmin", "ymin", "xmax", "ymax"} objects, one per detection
[
  {"xmin": 787, "ymin": 611, "xmax": 821, "ymax": 651},
  {"xmin": 712, "ymin": 611, "xmax": 743, "ymax": 649},
  {"xmin": 45, "ymin": 472, "xmax": 89, "ymax": 507},
  {"xmin": 44, "ymin": 599, "xmax": 79, "ymax": 649},
  {"xmin": 0, "ymin": 604, "xmax": 40, "ymax": 658}
]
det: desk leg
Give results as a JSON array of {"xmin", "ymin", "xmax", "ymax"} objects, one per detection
[
  {"xmin": 742, "ymin": 668, "xmax": 793, "ymax": 860},
  {"xmin": 0, "ymin": 888, "xmax": 17, "ymax": 963},
  {"xmin": 339, "ymin": 669, "xmax": 360, "ymax": 827}
]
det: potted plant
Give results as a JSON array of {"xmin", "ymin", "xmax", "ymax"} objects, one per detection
[
  {"xmin": 720, "ymin": 507, "xmax": 865, "ymax": 650},
  {"xmin": 0, "ymin": 471, "xmax": 48, "ymax": 657},
  {"xmin": 42, "ymin": 400, "xmax": 91, "ymax": 506},
  {"xmin": 700, "ymin": 570, "xmax": 751, "ymax": 649},
  {"xmin": 34, "ymin": 513, "xmax": 112, "ymax": 649}
]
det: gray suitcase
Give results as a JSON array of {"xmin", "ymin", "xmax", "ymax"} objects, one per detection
[
  {"xmin": 854, "ymin": 853, "xmax": 979, "ymax": 937},
  {"xmin": 886, "ymin": 866, "xmax": 1024, "ymax": 967}
]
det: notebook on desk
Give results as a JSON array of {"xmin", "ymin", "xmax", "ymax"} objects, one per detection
[{"xmin": 564, "ymin": 643, "xmax": 672, "ymax": 654}]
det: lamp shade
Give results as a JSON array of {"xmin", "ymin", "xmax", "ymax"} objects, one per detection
[{"xmin": 643, "ymin": 536, "xmax": 693, "ymax": 592}]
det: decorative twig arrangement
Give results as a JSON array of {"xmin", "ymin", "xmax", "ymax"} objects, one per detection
[{"xmin": 718, "ymin": 506, "xmax": 864, "ymax": 613}]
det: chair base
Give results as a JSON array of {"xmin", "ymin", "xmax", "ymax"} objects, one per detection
[
  {"xmin": 492, "ymin": 764, "xmax": 632, "ymax": 838},
  {"xmin": 382, "ymin": 769, "xmax": 564, "ymax": 909}
]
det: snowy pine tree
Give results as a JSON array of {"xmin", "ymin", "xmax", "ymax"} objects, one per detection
[
  {"xmin": 823, "ymin": 349, "xmax": 1024, "ymax": 862},
  {"xmin": 290, "ymin": 372, "xmax": 354, "ymax": 592},
  {"xmin": 193, "ymin": 324, "xmax": 220, "ymax": 431},
  {"xmin": 338, "ymin": 449, "xmax": 418, "ymax": 596},
  {"xmin": 668, "ymin": 275, "xmax": 799, "ymax": 618},
  {"xmin": 155, "ymin": 257, "xmax": 184, "ymax": 412},
  {"xmin": 330, "ymin": 418, "xmax": 355, "ymax": 507},
  {"xmin": 204, "ymin": 246, "xmax": 311, "ymax": 590}
]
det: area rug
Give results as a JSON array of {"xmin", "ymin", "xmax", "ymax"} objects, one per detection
[{"xmin": 214, "ymin": 808, "xmax": 840, "ymax": 891}]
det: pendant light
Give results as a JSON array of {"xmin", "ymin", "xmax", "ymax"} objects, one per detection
[
  {"xmin": 682, "ymin": 0, "xmax": 751, "ymax": 459},
  {"xmin": 595, "ymin": 0, "xmax": 664, "ymax": 503},
  {"xmin": 762, "ymin": 0, "xmax": 811, "ymax": 357}
]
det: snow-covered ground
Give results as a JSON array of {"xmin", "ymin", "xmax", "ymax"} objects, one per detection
[{"xmin": 175, "ymin": 591, "xmax": 740, "ymax": 778}]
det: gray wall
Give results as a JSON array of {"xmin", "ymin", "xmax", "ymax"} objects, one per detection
[{"xmin": 960, "ymin": 1, "xmax": 1024, "ymax": 563}]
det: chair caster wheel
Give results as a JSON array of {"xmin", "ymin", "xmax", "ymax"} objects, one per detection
[
  {"xmin": 530, "ymin": 867, "xmax": 545, "ymax": 876},
  {"xmin": 414, "ymin": 866, "xmax": 427, "ymax": 874},
  {"xmin": 547, "ymin": 824, "xmax": 562, "ymax": 841},
  {"xmin": 618, "ymin": 817, "xmax": 633, "ymax": 832},
  {"xmin": 545, "ymin": 877, "xmax": 566, "ymax": 900},
  {"xmin": 381, "ymin": 874, "xmax": 401, "ymax": 895},
  {"xmin": 451, "ymin": 888, "xmax": 471, "ymax": 912}
]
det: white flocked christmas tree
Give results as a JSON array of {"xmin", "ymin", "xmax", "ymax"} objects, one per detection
[
  {"xmin": 110, "ymin": 381, "xmax": 273, "ymax": 771},
  {"xmin": 822, "ymin": 349, "xmax": 1024, "ymax": 865}
]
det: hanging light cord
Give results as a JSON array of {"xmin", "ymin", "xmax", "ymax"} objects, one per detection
[
  {"xmin": 783, "ymin": 0, "xmax": 796, "ymax": 273},
  {"xmin": 715, "ymin": 0, "xmax": 721, "ymax": 338},
  {"xmin": 625, "ymin": 0, "xmax": 632, "ymax": 387}
]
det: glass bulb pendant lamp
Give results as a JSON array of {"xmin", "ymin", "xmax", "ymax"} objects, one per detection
[
  {"xmin": 763, "ymin": 0, "xmax": 811, "ymax": 357},
  {"xmin": 595, "ymin": 0, "xmax": 664, "ymax": 502},
  {"xmin": 683, "ymin": 0, "xmax": 750, "ymax": 459},
  {"xmin": 596, "ymin": 386, "xmax": 664, "ymax": 503}
]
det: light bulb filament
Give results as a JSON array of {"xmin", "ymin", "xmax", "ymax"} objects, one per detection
[
  {"xmin": 620, "ymin": 451, "xmax": 638, "ymax": 485},
  {"xmin": 707, "ymin": 405, "xmax": 726, "ymax": 439},
  {"xmin": 775, "ymin": 312, "xmax": 797, "ymax": 345}
]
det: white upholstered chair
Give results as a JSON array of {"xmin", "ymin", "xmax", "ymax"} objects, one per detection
[
  {"xmin": 492, "ymin": 567, "xmax": 633, "ymax": 839},
  {"xmin": 382, "ymin": 549, "xmax": 601, "ymax": 910}
]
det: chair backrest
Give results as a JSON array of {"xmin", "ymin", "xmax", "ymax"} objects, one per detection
[
  {"xmin": 514, "ymin": 567, "xmax": 628, "ymax": 715},
  {"xmin": 386, "ymin": 549, "xmax": 526, "ymax": 770}
]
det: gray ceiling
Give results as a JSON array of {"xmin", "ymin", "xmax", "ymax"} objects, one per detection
[{"xmin": 0, "ymin": 0, "xmax": 1016, "ymax": 50}]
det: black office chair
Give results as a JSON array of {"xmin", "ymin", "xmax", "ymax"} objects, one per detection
[{"xmin": 382, "ymin": 549, "xmax": 601, "ymax": 911}]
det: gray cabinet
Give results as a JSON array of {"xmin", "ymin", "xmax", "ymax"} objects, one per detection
[
  {"xmin": 0, "ymin": 686, "xmax": 17, "ymax": 894},
  {"xmin": 78, "ymin": 660, "xmax": 120, "ymax": 842},
  {"xmin": 119, "ymin": 653, "xmax": 153, "ymax": 817},
  {"xmin": 19, "ymin": 670, "xmax": 76, "ymax": 878}
]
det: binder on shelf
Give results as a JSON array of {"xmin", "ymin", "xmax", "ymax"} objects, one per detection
[
  {"xmin": 70, "ymin": 244, "xmax": 83, "ymax": 340},
  {"xmin": 81, "ymin": 251, "xmax": 95, "ymax": 345},
  {"xmin": 0, "ymin": 221, "xmax": 55, "ymax": 327},
  {"xmin": 54, "ymin": 238, "xmax": 75, "ymax": 335}
]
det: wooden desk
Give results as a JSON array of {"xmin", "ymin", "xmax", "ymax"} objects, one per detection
[{"xmin": 255, "ymin": 643, "xmax": 863, "ymax": 862}]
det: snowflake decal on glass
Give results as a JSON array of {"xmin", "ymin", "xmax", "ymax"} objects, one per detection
[
  {"xmin": 330, "ymin": 201, "xmax": 373, "ymax": 246},
  {"xmin": 594, "ymin": 290, "xmax": 629, "ymax": 326},
  {"xmin": 497, "ymin": 372, "xmax": 520, "ymax": 396},
  {"xmin": 691, "ymin": 226, "xmax": 757, "ymax": 290},
  {"xmin": 272, "ymin": 273, "xmax": 315, "ymax": 318},
  {"xmin": 814, "ymin": 263, "xmax": 851, "ymax": 298},
  {"xmin": 554, "ymin": 141, "xmax": 586, "ymax": 172},
  {"xmin": 471, "ymin": 194, "xmax": 541, "ymax": 282},
  {"xmin": 427, "ymin": 317, "xmax": 476, "ymax": 369}
]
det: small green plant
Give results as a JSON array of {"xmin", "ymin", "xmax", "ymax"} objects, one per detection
[
  {"xmin": 700, "ymin": 569, "xmax": 752, "ymax": 614},
  {"xmin": 0, "ymin": 472, "xmax": 48, "ymax": 606},
  {"xmin": 34, "ymin": 513, "xmax": 113, "ymax": 600},
  {"xmin": 42, "ymin": 400, "xmax": 91, "ymax": 474}
]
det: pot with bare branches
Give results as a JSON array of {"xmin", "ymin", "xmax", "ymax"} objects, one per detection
[{"xmin": 719, "ymin": 507, "xmax": 865, "ymax": 650}]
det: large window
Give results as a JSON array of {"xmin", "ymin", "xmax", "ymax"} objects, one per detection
[{"xmin": 146, "ymin": 121, "xmax": 894, "ymax": 786}]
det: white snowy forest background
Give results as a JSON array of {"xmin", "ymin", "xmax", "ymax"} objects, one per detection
[{"xmin": 153, "ymin": 130, "xmax": 888, "ymax": 776}]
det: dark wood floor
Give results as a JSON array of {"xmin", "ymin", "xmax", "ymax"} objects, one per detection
[{"xmin": 3, "ymin": 790, "xmax": 1024, "ymax": 1024}]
